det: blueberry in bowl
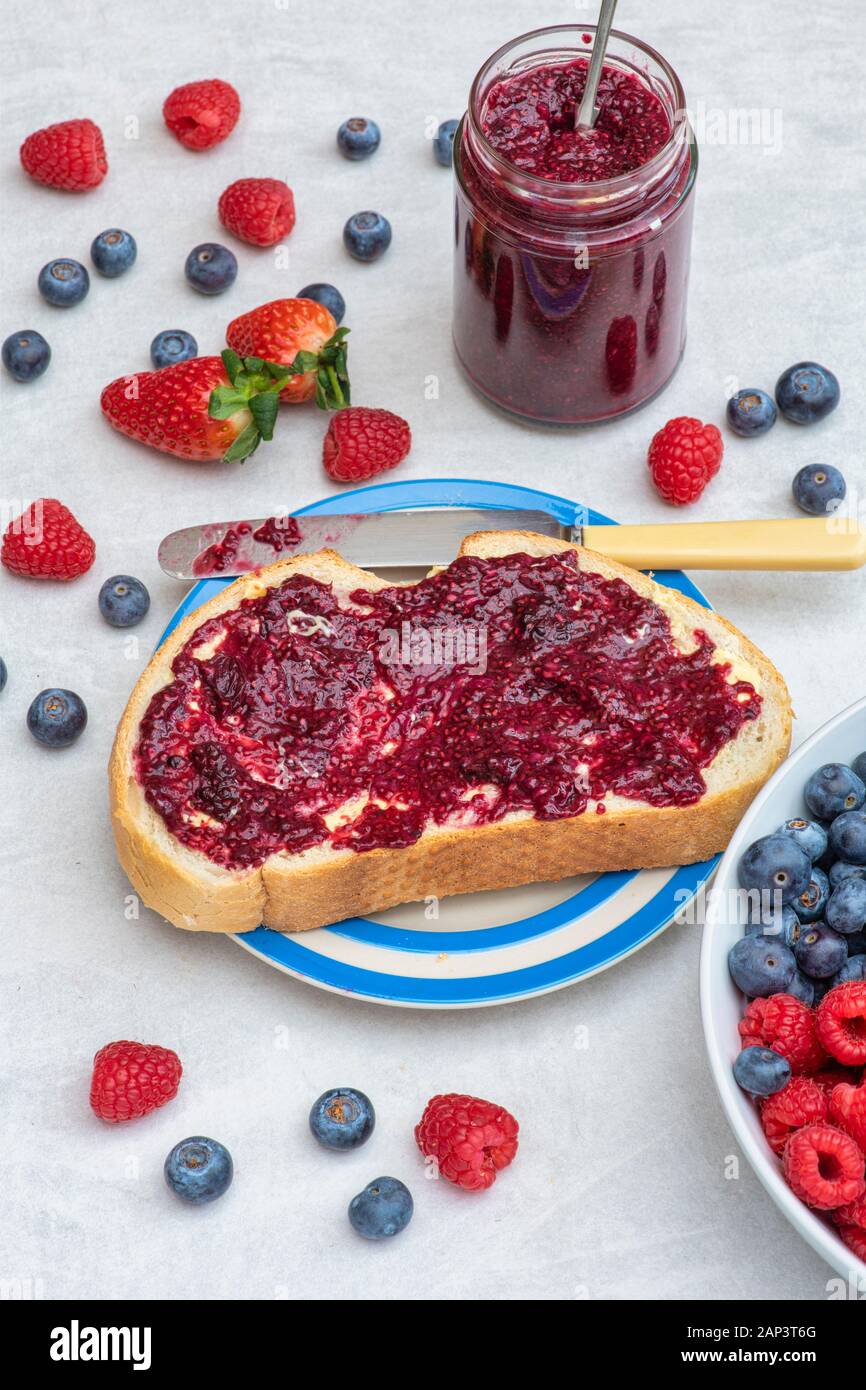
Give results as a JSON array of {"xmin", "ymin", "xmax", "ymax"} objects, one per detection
[
  {"xmin": 727, "ymin": 935, "xmax": 796, "ymax": 996},
  {"xmin": 794, "ymin": 920, "xmax": 848, "ymax": 979},
  {"xmin": 737, "ymin": 833, "xmax": 812, "ymax": 905},
  {"xmin": 804, "ymin": 763, "xmax": 865, "ymax": 820},
  {"xmin": 733, "ymin": 1046, "xmax": 790, "ymax": 1097}
]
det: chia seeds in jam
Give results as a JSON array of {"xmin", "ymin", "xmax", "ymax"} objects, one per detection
[
  {"xmin": 193, "ymin": 516, "xmax": 303, "ymax": 576},
  {"xmin": 135, "ymin": 551, "xmax": 760, "ymax": 870},
  {"xmin": 453, "ymin": 26, "xmax": 697, "ymax": 424}
]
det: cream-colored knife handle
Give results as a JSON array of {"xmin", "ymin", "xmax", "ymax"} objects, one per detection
[{"xmin": 581, "ymin": 517, "xmax": 866, "ymax": 571}]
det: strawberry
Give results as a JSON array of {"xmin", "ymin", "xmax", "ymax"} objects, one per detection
[
  {"xmin": 323, "ymin": 407, "xmax": 411, "ymax": 483},
  {"xmin": 2, "ymin": 499, "xmax": 95, "ymax": 580},
  {"xmin": 218, "ymin": 178, "xmax": 295, "ymax": 247},
  {"xmin": 163, "ymin": 78, "xmax": 240, "ymax": 151},
  {"xmin": 226, "ymin": 299, "xmax": 346, "ymax": 405},
  {"xmin": 20, "ymin": 118, "xmax": 107, "ymax": 191},
  {"xmin": 101, "ymin": 344, "xmax": 349, "ymax": 463}
]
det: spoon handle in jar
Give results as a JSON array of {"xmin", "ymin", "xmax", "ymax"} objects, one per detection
[
  {"xmin": 580, "ymin": 517, "xmax": 866, "ymax": 571},
  {"xmin": 576, "ymin": 0, "xmax": 619, "ymax": 130}
]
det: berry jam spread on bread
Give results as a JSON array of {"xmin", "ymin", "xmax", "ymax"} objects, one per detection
[{"xmin": 134, "ymin": 550, "xmax": 761, "ymax": 870}]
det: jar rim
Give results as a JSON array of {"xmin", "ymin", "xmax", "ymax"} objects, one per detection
[{"xmin": 466, "ymin": 22, "xmax": 689, "ymax": 197}]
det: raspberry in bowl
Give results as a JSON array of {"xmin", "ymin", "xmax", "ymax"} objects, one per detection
[{"xmin": 452, "ymin": 23, "xmax": 696, "ymax": 424}]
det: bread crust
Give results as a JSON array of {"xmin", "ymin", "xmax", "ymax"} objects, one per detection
[{"xmin": 109, "ymin": 532, "xmax": 792, "ymax": 933}]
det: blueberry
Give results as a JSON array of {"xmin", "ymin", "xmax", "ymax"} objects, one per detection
[
  {"xmin": 38, "ymin": 259, "xmax": 89, "ymax": 307},
  {"xmin": 829, "ymin": 861, "xmax": 866, "ymax": 889},
  {"xmin": 98, "ymin": 575, "xmax": 150, "ymax": 628},
  {"xmin": 825, "ymin": 877, "xmax": 866, "ymax": 935},
  {"xmin": 853, "ymin": 751, "xmax": 866, "ymax": 785},
  {"xmin": 185, "ymin": 243, "xmax": 237, "ymax": 295},
  {"xmin": 828, "ymin": 810, "xmax": 866, "ymax": 865},
  {"xmin": 778, "ymin": 817, "xmax": 828, "ymax": 862},
  {"xmin": 794, "ymin": 921, "xmax": 849, "ymax": 979},
  {"xmin": 727, "ymin": 935, "xmax": 796, "ymax": 996},
  {"xmin": 786, "ymin": 971, "xmax": 816, "ymax": 1006},
  {"xmin": 733, "ymin": 1046, "xmax": 791, "ymax": 1097},
  {"xmin": 27, "ymin": 688, "xmax": 87, "ymax": 747},
  {"xmin": 337, "ymin": 117, "xmax": 381, "ymax": 161},
  {"xmin": 738, "ymin": 833, "xmax": 812, "ymax": 905},
  {"xmin": 309, "ymin": 1088, "xmax": 375, "ymax": 1151},
  {"xmin": 725, "ymin": 388, "xmax": 777, "ymax": 438},
  {"xmin": 164, "ymin": 1136, "xmax": 233, "ymax": 1205},
  {"xmin": 775, "ymin": 361, "xmax": 840, "ymax": 424},
  {"xmin": 433, "ymin": 119, "xmax": 459, "ymax": 167},
  {"xmin": 792, "ymin": 463, "xmax": 846, "ymax": 516},
  {"xmin": 150, "ymin": 329, "xmax": 198, "ymax": 369},
  {"xmin": 91, "ymin": 228, "xmax": 137, "ymax": 278},
  {"xmin": 348, "ymin": 1176, "xmax": 413, "ymax": 1240},
  {"xmin": 0, "ymin": 657, "xmax": 6, "ymax": 693},
  {"xmin": 804, "ymin": 763, "xmax": 865, "ymax": 820},
  {"xmin": 296, "ymin": 283, "xmax": 345, "ymax": 325},
  {"xmin": 832, "ymin": 955, "xmax": 866, "ymax": 985},
  {"xmin": 749, "ymin": 903, "xmax": 801, "ymax": 947},
  {"xmin": 2, "ymin": 329, "xmax": 51, "ymax": 382},
  {"xmin": 343, "ymin": 211, "xmax": 392, "ymax": 263},
  {"xmin": 793, "ymin": 866, "xmax": 830, "ymax": 923},
  {"xmin": 848, "ymin": 932, "xmax": 866, "ymax": 957}
]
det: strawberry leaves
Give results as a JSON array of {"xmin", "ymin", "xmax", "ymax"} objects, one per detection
[{"xmin": 207, "ymin": 330, "xmax": 351, "ymax": 462}]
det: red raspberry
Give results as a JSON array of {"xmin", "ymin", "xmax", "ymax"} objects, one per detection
[
  {"xmin": 218, "ymin": 178, "xmax": 295, "ymax": 247},
  {"xmin": 837, "ymin": 1224, "xmax": 866, "ymax": 1263},
  {"xmin": 760, "ymin": 1077, "xmax": 827, "ymax": 1156},
  {"xmin": 415, "ymin": 1093, "xmax": 519, "ymax": 1191},
  {"xmin": 817, "ymin": 983, "xmax": 866, "ymax": 1065},
  {"xmin": 647, "ymin": 416, "xmax": 723, "ymax": 505},
  {"xmin": 1, "ymin": 499, "xmax": 95, "ymax": 580},
  {"xmin": 163, "ymin": 79, "xmax": 240, "ymax": 151},
  {"xmin": 829, "ymin": 1079, "xmax": 866, "ymax": 1150},
  {"xmin": 833, "ymin": 1194, "xmax": 866, "ymax": 1230},
  {"xmin": 90, "ymin": 1040, "xmax": 182, "ymax": 1123},
  {"xmin": 782, "ymin": 1124, "xmax": 865, "ymax": 1210},
  {"xmin": 739, "ymin": 994, "xmax": 826, "ymax": 1074},
  {"xmin": 20, "ymin": 118, "xmax": 107, "ymax": 191},
  {"xmin": 323, "ymin": 407, "xmax": 411, "ymax": 483},
  {"xmin": 811, "ymin": 1064, "xmax": 862, "ymax": 1096}
]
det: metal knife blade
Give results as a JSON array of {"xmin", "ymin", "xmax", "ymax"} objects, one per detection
[{"xmin": 158, "ymin": 508, "xmax": 580, "ymax": 579}]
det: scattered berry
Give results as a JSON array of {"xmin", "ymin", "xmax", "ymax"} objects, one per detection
[
  {"xmin": 414, "ymin": 1093, "xmax": 519, "ymax": 1191},
  {"xmin": 323, "ymin": 406, "xmax": 411, "ymax": 483},
  {"xmin": 2, "ymin": 330, "xmax": 51, "ymax": 382},
  {"xmin": 163, "ymin": 79, "xmax": 240, "ymax": 151},
  {"xmin": 2, "ymin": 499, "xmax": 95, "ymax": 580},
  {"xmin": 27, "ymin": 688, "xmax": 87, "ymax": 748},
  {"xmin": 738, "ymin": 832, "xmax": 812, "ymax": 905},
  {"xmin": 725, "ymin": 388, "xmax": 777, "ymax": 437},
  {"xmin": 829, "ymin": 811, "xmax": 866, "ymax": 866},
  {"xmin": 733, "ymin": 1046, "xmax": 790, "ymax": 1097},
  {"xmin": 337, "ymin": 117, "xmax": 381, "ymax": 160},
  {"xmin": 433, "ymin": 119, "xmax": 459, "ymax": 166},
  {"xmin": 729, "ymin": 936, "xmax": 796, "ymax": 998},
  {"xmin": 760, "ymin": 1076, "xmax": 828, "ymax": 1155},
  {"xmin": 20, "ymin": 118, "xmax": 107, "ymax": 191},
  {"xmin": 218, "ymin": 177, "xmax": 295, "ymax": 247},
  {"xmin": 778, "ymin": 817, "xmax": 828, "ymax": 862},
  {"xmin": 185, "ymin": 242, "xmax": 237, "ymax": 295},
  {"xmin": 829, "ymin": 1080, "xmax": 866, "ymax": 1151},
  {"xmin": 817, "ymin": 982, "xmax": 866, "ymax": 1065},
  {"xmin": 782, "ymin": 1124, "xmax": 865, "ymax": 1210},
  {"xmin": 795, "ymin": 921, "xmax": 849, "ymax": 980},
  {"xmin": 38, "ymin": 258, "xmax": 89, "ymax": 307},
  {"xmin": 343, "ymin": 210, "xmax": 392, "ymax": 262},
  {"xmin": 348, "ymin": 1177, "xmax": 413, "ymax": 1239},
  {"xmin": 309, "ymin": 1088, "xmax": 375, "ymax": 1151},
  {"xmin": 225, "ymin": 298, "xmax": 342, "ymax": 404},
  {"xmin": 90, "ymin": 1040, "xmax": 182, "ymax": 1122},
  {"xmin": 91, "ymin": 228, "xmax": 137, "ymax": 278},
  {"xmin": 647, "ymin": 417, "xmax": 723, "ymax": 505},
  {"xmin": 826, "ymin": 877, "xmax": 866, "ymax": 936},
  {"xmin": 297, "ymin": 282, "xmax": 345, "ymax": 325},
  {"xmin": 98, "ymin": 575, "xmax": 150, "ymax": 627},
  {"xmin": 738, "ymin": 993, "xmax": 826, "ymax": 1073},
  {"xmin": 804, "ymin": 763, "xmax": 865, "ymax": 820},
  {"xmin": 164, "ymin": 1136, "xmax": 233, "ymax": 1204},
  {"xmin": 792, "ymin": 463, "xmax": 846, "ymax": 516},
  {"xmin": 775, "ymin": 361, "xmax": 840, "ymax": 425},
  {"xmin": 150, "ymin": 329, "xmax": 198, "ymax": 369}
]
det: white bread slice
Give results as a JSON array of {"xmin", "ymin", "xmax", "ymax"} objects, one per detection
[{"xmin": 109, "ymin": 531, "xmax": 792, "ymax": 933}]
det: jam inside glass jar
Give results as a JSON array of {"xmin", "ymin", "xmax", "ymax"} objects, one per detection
[{"xmin": 452, "ymin": 24, "xmax": 697, "ymax": 424}]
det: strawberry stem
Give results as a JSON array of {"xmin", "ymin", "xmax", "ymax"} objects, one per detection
[{"xmin": 208, "ymin": 331, "xmax": 351, "ymax": 462}]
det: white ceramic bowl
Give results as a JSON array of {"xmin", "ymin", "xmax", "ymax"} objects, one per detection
[{"xmin": 701, "ymin": 694, "xmax": 866, "ymax": 1282}]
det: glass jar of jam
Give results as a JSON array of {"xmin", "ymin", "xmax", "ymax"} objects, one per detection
[{"xmin": 452, "ymin": 24, "xmax": 697, "ymax": 425}]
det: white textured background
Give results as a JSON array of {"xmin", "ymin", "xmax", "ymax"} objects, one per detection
[{"xmin": 2, "ymin": 0, "xmax": 865, "ymax": 1301}]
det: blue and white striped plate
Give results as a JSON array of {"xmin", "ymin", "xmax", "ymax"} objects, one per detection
[{"xmin": 160, "ymin": 477, "xmax": 718, "ymax": 1008}]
